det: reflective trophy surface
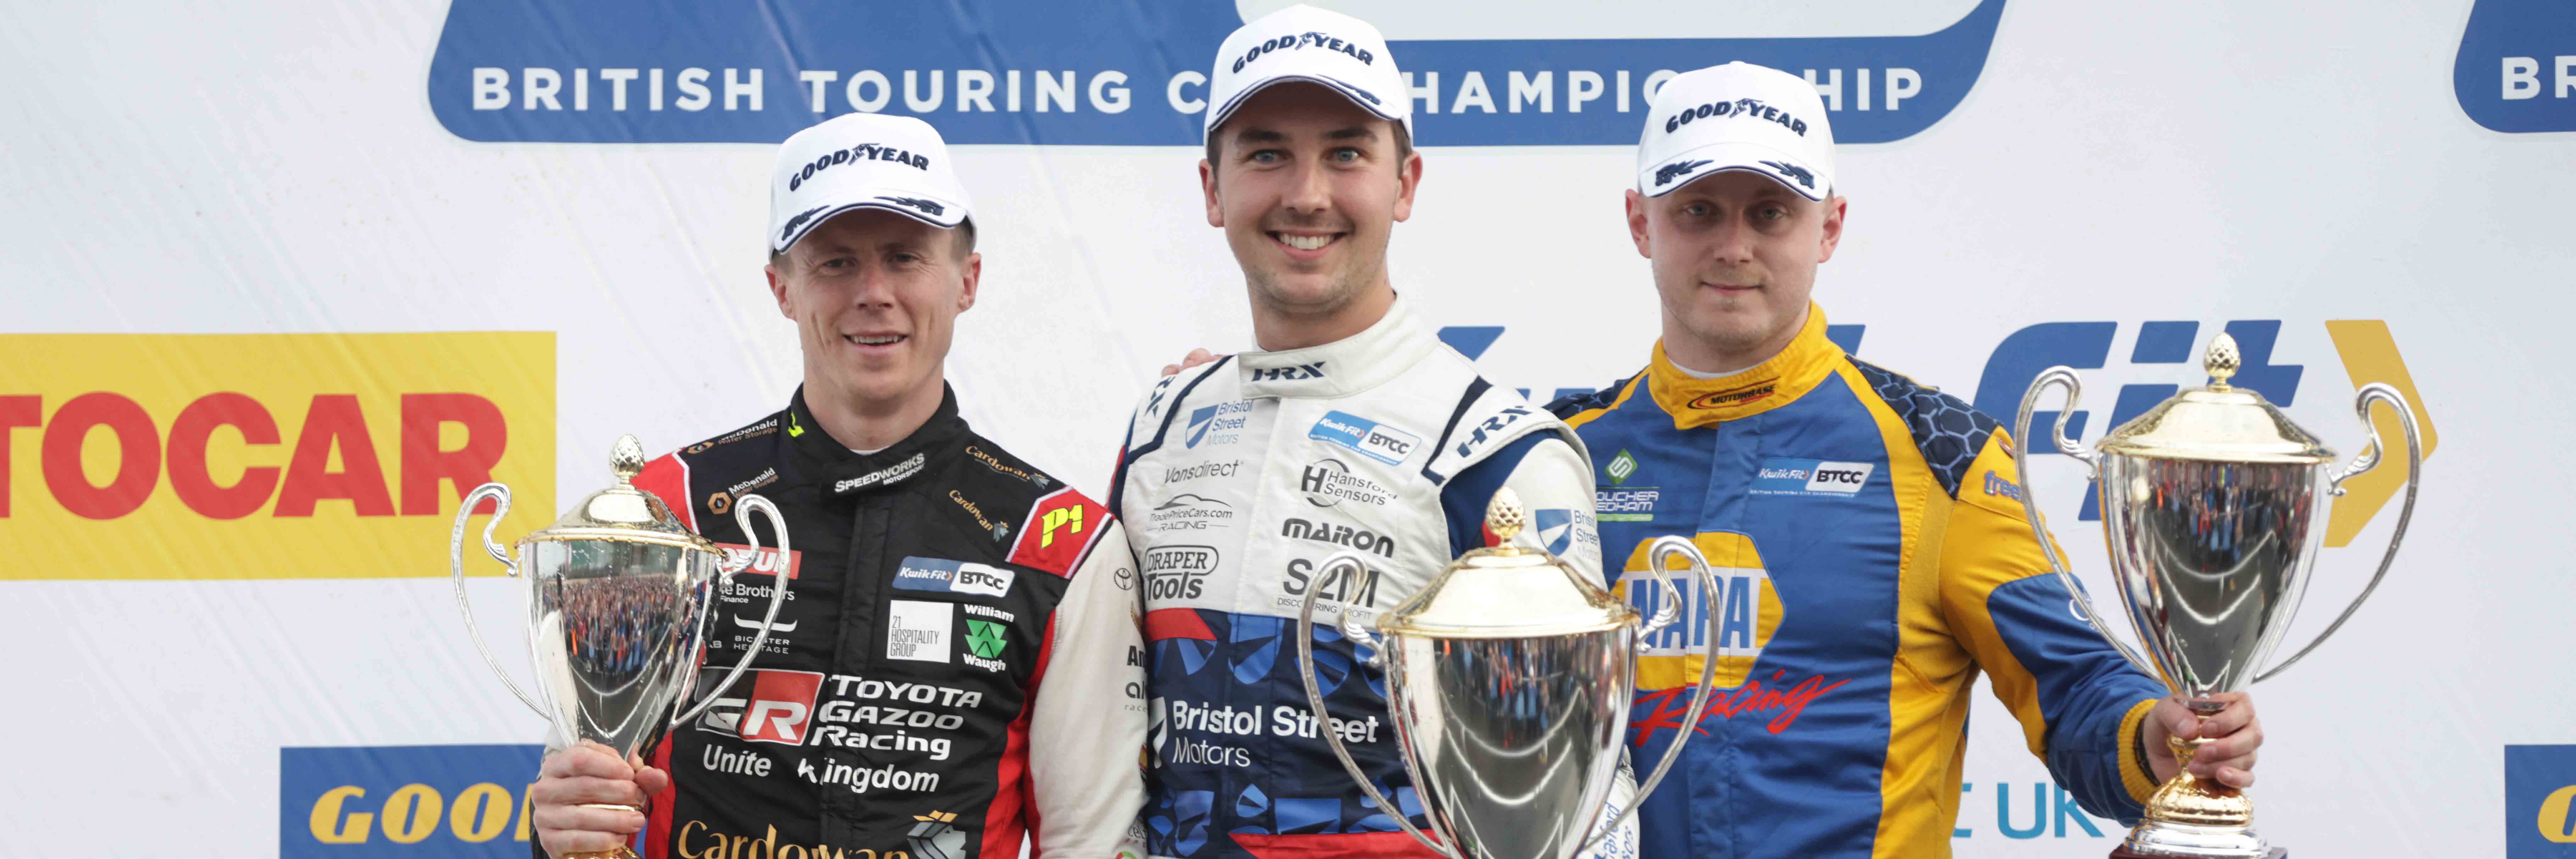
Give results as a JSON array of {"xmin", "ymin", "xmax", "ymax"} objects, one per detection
[
  {"xmin": 2015, "ymin": 334, "xmax": 2423, "ymax": 858},
  {"xmin": 450, "ymin": 436, "xmax": 791, "ymax": 859},
  {"xmin": 1293, "ymin": 488, "xmax": 1726, "ymax": 859}
]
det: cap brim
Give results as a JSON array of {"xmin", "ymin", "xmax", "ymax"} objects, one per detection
[
  {"xmin": 1204, "ymin": 74, "xmax": 1408, "ymax": 143},
  {"xmin": 1639, "ymin": 140, "xmax": 1829, "ymax": 202},
  {"xmin": 772, "ymin": 189, "xmax": 969, "ymax": 254}
]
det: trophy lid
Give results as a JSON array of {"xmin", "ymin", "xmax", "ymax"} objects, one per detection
[
  {"xmin": 2095, "ymin": 334, "xmax": 2337, "ymax": 465},
  {"xmin": 1376, "ymin": 488, "xmax": 1637, "ymax": 640},
  {"xmin": 522, "ymin": 435, "xmax": 719, "ymax": 549}
]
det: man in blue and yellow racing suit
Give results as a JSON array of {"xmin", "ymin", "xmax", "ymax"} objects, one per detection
[{"xmin": 1545, "ymin": 62, "xmax": 2268, "ymax": 858}]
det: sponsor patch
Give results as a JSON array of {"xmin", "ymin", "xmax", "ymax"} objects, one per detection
[
  {"xmin": 1307, "ymin": 411, "xmax": 1420, "ymax": 466},
  {"xmin": 1185, "ymin": 400, "xmax": 1252, "ymax": 448},
  {"xmin": 1597, "ymin": 486, "xmax": 1660, "ymax": 523},
  {"xmin": 834, "ymin": 452, "xmax": 925, "ymax": 495},
  {"xmin": 892, "ymin": 556, "xmax": 1016, "ymax": 598},
  {"xmin": 1142, "ymin": 545, "xmax": 1218, "ymax": 601},
  {"xmin": 886, "ymin": 600, "xmax": 952, "ymax": 663},
  {"xmin": 1750, "ymin": 458, "xmax": 1874, "ymax": 496},
  {"xmin": 694, "ymin": 668, "xmax": 825, "ymax": 746},
  {"xmin": 1009, "ymin": 487, "xmax": 1109, "ymax": 575},
  {"xmin": 1300, "ymin": 458, "xmax": 1392, "ymax": 507},
  {"xmin": 1606, "ymin": 449, "xmax": 1640, "ymax": 486},
  {"xmin": 1146, "ymin": 493, "xmax": 1234, "ymax": 533}
]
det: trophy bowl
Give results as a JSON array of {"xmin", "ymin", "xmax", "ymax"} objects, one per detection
[
  {"xmin": 2014, "ymin": 333, "xmax": 2423, "ymax": 858},
  {"xmin": 1292, "ymin": 488, "xmax": 1727, "ymax": 859},
  {"xmin": 449, "ymin": 435, "xmax": 790, "ymax": 859}
]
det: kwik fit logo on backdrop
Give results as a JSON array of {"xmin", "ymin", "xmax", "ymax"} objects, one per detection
[
  {"xmin": 427, "ymin": 0, "xmax": 2007, "ymax": 145},
  {"xmin": 1447, "ymin": 319, "xmax": 2437, "ymax": 546}
]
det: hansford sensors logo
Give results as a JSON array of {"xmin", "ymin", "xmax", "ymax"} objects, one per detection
[
  {"xmin": 0, "ymin": 333, "xmax": 553, "ymax": 580},
  {"xmin": 427, "ymin": 0, "xmax": 2008, "ymax": 145}
]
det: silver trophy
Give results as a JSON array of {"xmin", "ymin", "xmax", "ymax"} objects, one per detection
[
  {"xmin": 1292, "ymin": 488, "xmax": 1725, "ymax": 859},
  {"xmin": 2014, "ymin": 333, "xmax": 2422, "ymax": 859},
  {"xmin": 449, "ymin": 435, "xmax": 790, "ymax": 859}
]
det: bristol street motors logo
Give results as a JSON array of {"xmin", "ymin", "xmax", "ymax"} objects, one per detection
[
  {"xmin": 1615, "ymin": 535, "xmax": 1849, "ymax": 740},
  {"xmin": 1186, "ymin": 400, "xmax": 1252, "ymax": 448},
  {"xmin": 695, "ymin": 668, "xmax": 825, "ymax": 746}
]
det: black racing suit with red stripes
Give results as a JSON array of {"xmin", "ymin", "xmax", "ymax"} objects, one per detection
[{"xmin": 545, "ymin": 386, "xmax": 1147, "ymax": 859}]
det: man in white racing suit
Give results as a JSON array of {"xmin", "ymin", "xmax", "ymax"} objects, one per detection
[{"xmin": 1108, "ymin": 6, "xmax": 1635, "ymax": 858}]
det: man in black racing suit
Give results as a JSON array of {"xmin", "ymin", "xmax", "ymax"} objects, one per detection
[{"xmin": 528, "ymin": 112, "xmax": 1147, "ymax": 859}]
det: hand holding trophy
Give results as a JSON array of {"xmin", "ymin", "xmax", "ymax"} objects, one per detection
[
  {"xmin": 1292, "ymin": 487, "xmax": 1727, "ymax": 859},
  {"xmin": 448, "ymin": 436, "xmax": 792, "ymax": 859},
  {"xmin": 2014, "ymin": 333, "xmax": 2423, "ymax": 858}
]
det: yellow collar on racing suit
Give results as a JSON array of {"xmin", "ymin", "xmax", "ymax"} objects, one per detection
[{"xmin": 1647, "ymin": 302, "xmax": 1845, "ymax": 430}]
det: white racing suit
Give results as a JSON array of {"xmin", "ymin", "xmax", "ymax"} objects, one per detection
[{"xmin": 1111, "ymin": 298, "xmax": 1638, "ymax": 859}]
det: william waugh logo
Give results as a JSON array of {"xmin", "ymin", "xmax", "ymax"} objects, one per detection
[
  {"xmin": 1664, "ymin": 97, "xmax": 1809, "ymax": 137},
  {"xmin": 1230, "ymin": 31, "xmax": 1374, "ymax": 75}
]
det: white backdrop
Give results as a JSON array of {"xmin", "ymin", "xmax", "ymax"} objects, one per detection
[{"xmin": 3, "ymin": 0, "xmax": 2571, "ymax": 856}]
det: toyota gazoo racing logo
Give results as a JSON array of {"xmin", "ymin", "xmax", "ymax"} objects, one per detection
[{"xmin": 695, "ymin": 668, "xmax": 825, "ymax": 746}]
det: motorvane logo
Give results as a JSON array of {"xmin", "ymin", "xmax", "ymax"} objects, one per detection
[
  {"xmin": 892, "ymin": 556, "xmax": 1016, "ymax": 598},
  {"xmin": 1750, "ymin": 458, "xmax": 1875, "ymax": 496},
  {"xmin": 428, "ymin": 0, "xmax": 2006, "ymax": 145},
  {"xmin": 1308, "ymin": 410, "xmax": 1419, "ymax": 466}
]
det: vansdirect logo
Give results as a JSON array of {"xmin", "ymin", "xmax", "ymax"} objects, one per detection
[
  {"xmin": 428, "ymin": 0, "xmax": 2007, "ymax": 145},
  {"xmin": 0, "ymin": 333, "xmax": 553, "ymax": 581}
]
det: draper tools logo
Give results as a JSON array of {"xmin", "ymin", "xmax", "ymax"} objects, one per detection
[
  {"xmin": 428, "ymin": 0, "xmax": 2007, "ymax": 145},
  {"xmin": 0, "ymin": 333, "xmax": 553, "ymax": 580},
  {"xmin": 281, "ymin": 744, "xmax": 546, "ymax": 857}
]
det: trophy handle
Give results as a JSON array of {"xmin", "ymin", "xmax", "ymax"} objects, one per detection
[
  {"xmin": 450, "ymin": 482, "xmax": 547, "ymax": 718},
  {"xmin": 671, "ymin": 493, "xmax": 792, "ymax": 728},
  {"xmin": 1572, "ymin": 535, "xmax": 1724, "ymax": 858},
  {"xmin": 2252, "ymin": 382, "xmax": 2421, "ymax": 683},
  {"xmin": 2012, "ymin": 368, "xmax": 2160, "ymax": 679},
  {"xmin": 1294, "ymin": 553, "xmax": 1460, "ymax": 858}
]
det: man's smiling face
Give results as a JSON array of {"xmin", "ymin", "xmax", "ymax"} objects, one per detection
[
  {"xmin": 767, "ymin": 208, "xmax": 979, "ymax": 408},
  {"xmin": 1201, "ymin": 83, "xmax": 1420, "ymax": 319}
]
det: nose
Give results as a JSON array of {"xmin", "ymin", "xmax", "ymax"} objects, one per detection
[
  {"xmin": 1283, "ymin": 159, "xmax": 1332, "ymax": 217},
  {"xmin": 1707, "ymin": 215, "xmax": 1757, "ymax": 268},
  {"xmin": 847, "ymin": 262, "xmax": 897, "ymax": 309}
]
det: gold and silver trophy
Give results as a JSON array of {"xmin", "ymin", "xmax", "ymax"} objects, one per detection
[
  {"xmin": 1292, "ymin": 488, "xmax": 1726, "ymax": 859},
  {"xmin": 448, "ymin": 436, "xmax": 791, "ymax": 859},
  {"xmin": 2014, "ymin": 334, "xmax": 2423, "ymax": 858}
]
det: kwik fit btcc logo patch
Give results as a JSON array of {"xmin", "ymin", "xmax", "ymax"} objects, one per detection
[
  {"xmin": 0, "ymin": 333, "xmax": 553, "ymax": 581},
  {"xmin": 893, "ymin": 556, "xmax": 1017, "ymax": 598},
  {"xmin": 428, "ymin": 0, "xmax": 2006, "ymax": 145},
  {"xmin": 1307, "ymin": 410, "xmax": 1420, "ymax": 466},
  {"xmin": 1614, "ymin": 534, "xmax": 1850, "ymax": 739}
]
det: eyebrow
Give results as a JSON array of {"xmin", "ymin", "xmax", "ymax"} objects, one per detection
[
  {"xmin": 1232, "ymin": 127, "xmax": 1288, "ymax": 147},
  {"xmin": 1325, "ymin": 126, "xmax": 1378, "ymax": 142}
]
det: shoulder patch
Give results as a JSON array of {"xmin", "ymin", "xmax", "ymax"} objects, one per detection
[
  {"xmin": 1849, "ymin": 358, "xmax": 1998, "ymax": 498},
  {"xmin": 1545, "ymin": 373, "xmax": 1642, "ymax": 420},
  {"xmin": 1007, "ymin": 486, "xmax": 1110, "ymax": 578},
  {"xmin": 631, "ymin": 452, "xmax": 696, "ymax": 532}
]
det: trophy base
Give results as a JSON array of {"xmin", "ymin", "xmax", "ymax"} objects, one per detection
[{"xmin": 2112, "ymin": 848, "xmax": 2283, "ymax": 859}]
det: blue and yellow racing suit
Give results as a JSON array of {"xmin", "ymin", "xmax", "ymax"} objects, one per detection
[{"xmin": 1547, "ymin": 303, "xmax": 2166, "ymax": 858}]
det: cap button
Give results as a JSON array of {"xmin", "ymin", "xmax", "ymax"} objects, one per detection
[
  {"xmin": 611, "ymin": 435, "xmax": 646, "ymax": 484},
  {"xmin": 2204, "ymin": 333, "xmax": 2241, "ymax": 389}
]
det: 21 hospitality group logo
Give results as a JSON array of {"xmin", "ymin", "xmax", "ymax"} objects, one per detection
[
  {"xmin": 427, "ymin": 0, "xmax": 2007, "ymax": 145},
  {"xmin": 0, "ymin": 333, "xmax": 553, "ymax": 579}
]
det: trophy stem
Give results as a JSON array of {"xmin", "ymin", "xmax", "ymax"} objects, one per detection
[{"xmin": 2116, "ymin": 736, "xmax": 2275, "ymax": 857}]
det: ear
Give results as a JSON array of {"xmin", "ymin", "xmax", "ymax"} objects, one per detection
[
  {"xmin": 1624, "ymin": 190, "xmax": 1652, "ymax": 260},
  {"xmin": 956, "ymin": 252, "xmax": 982, "ymax": 313},
  {"xmin": 1816, "ymin": 195, "xmax": 1847, "ymax": 264},
  {"xmin": 1390, "ymin": 148, "xmax": 1424, "ymax": 223},
  {"xmin": 766, "ymin": 259, "xmax": 794, "ymax": 319},
  {"xmin": 1201, "ymin": 157, "xmax": 1224, "ymax": 228}
]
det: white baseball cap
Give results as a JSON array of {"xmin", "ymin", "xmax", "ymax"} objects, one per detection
[
  {"xmin": 1204, "ymin": 4, "xmax": 1410, "ymax": 144},
  {"xmin": 769, "ymin": 113, "xmax": 972, "ymax": 255},
  {"xmin": 1636, "ymin": 62, "xmax": 1836, "ymax": 202}
]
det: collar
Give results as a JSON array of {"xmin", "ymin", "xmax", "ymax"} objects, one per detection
[
  {"xmin": 1648, "ymin": 302, "xmax": 1843, "ymax": 430},
  {"xmin": 786, "ymin": 384, "xmax": 968, "ymax": 499},
  {"xmin": 1237, "ymin": 295, "xmax": 1438, "ymax": 399}
]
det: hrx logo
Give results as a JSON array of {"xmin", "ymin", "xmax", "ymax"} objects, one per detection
[{"xmin": 1249, "ymin": 361, "xmax": 1326, "ymax": 382}]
